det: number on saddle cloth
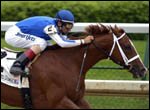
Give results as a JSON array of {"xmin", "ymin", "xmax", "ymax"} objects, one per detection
[
  {"xmin": 1, "ymin": 51, "xmax": 7, "ymax": 72},
  {"xmin": 1, "ymin": 51, "xmax": 7, "ymax": 59},
  {"xmin": 1, "ymin": 48, "xmax": 24, "ymax": 74}
]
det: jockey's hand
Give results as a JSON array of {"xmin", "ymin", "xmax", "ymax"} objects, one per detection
[{"xmin": 84, "ymin": 35, "xmax": 94, "ymax": 44}]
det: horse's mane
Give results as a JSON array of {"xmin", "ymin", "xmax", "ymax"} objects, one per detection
[{"xmin": 85, "ymin": 23, "xmax": 125, "ymax": 35}]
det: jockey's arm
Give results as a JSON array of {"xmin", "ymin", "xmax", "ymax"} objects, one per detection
[
  {"xmin": 49, "ymin": 34, "xmax": 84, "ymax": 48},
  {"xmin": 44, "ymin": 25, "xmax": 84, "ymax": 48}
]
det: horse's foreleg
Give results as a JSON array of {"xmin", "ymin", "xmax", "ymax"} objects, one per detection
[
  {"xmin": 76, "ymin": 98, "xmax": 91, "ymax": 109},
  {"xmin": 55, "ymin": 96, "xmax": 80, "ymax": 109}
]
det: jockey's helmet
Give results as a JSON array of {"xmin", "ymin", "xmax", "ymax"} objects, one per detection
[
  {"xmin": 55, "ymin": 10, "xmax": 74, "ymax": 24},
  {"xmin": 55, "ymin": 10, "xmax": 74, "ymax": 29}
]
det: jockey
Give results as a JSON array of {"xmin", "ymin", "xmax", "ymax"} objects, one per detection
[{"xmin": 5, "ymin": 9, "xmax": 94, "ymax": 76}]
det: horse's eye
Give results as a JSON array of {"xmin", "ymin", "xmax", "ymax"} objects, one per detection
[{"xmin": 124, "ymin": 45, "xmax": 132, "ymax": 50}]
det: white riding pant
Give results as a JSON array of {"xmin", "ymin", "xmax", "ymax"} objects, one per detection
[{"xmin": 5, "ymin": 25, "xmax": 52, "ymax": 51}]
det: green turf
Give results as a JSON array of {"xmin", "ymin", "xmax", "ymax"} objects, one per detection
[
  {"xmin": 1, "ymin": 103, "xmax": 22, "ymax": 109},
  {"xmin": 85, "ymin": 96, "xmax": 149, "ymax": 109}
]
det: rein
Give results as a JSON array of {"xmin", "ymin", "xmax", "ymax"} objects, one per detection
[{"xmin": 76, "ymin": 45, "xmax": 89, "ymax": 92}]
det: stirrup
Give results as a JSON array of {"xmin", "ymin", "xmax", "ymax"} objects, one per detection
[{"xmin": 10, "ymin": 66, "xmax": 27, "ymax": 76}]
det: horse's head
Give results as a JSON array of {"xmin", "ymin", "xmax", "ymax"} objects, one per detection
[{"xmin": 85, "ymin": 24, "xmax": 147, "ymax": 79}]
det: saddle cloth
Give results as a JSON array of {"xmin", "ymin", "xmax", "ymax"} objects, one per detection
[{"xmin": 1, "ymin": 48, "xmax": 29, "ymax": 88}]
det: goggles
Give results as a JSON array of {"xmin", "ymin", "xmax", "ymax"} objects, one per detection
[{"xmin": 63, "ymin": 22, "xmax": 73, "ymax": 30}]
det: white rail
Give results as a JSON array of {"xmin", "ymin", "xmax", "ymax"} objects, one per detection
[
  {"xmin": 1, "ymin": 22, "xmax": 149, "ymax": 33},
  {"xmin": 85, "ymin": 80, "xmax": 149, "ymax": 97}
]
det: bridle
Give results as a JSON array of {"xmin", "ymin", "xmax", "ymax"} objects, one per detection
[
  {"xmin": 92, "ymin": 32, "xmax": 140, "ymax": 67},
  {"xmin": 76, "ymin": 32, "xmax": 140, "ymax": 91}
]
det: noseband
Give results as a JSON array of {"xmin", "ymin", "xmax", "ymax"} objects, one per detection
[{"xmin": 92, "ymin": 33, "xmax": 140, "ymax": 67}]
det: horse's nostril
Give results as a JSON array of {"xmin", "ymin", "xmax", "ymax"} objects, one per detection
[
  {"xmin": 139, "ymin": 68, "xmax": 147, "ymax": 78},
  {"xmin": 141, "ymin": 68, "xmax": 146, "ymax": 73}
]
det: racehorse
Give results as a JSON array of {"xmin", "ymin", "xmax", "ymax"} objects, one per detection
[{"xmin": 1, "ymin": 24, "xmax": 147, "ymax": 109}]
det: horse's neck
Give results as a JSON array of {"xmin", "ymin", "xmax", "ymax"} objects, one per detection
[
  {"xmin": 82, "ymin": 34, "xmax": 112, "ymax": 73},
  {"xmin": 43, "ymin": 45, "xmax": 86, "ymax": 67},
  {"xmin": 42, "ymin": 35, "xmax": 112, "ymax": 75}
]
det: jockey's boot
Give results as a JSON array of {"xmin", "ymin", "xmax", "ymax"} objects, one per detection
[{"xmin": 10, "ymin": 49, "xmax": 36, "ymax": 76}]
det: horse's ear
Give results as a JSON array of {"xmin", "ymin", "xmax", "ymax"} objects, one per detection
[
  {"xmin": 110, "ymin": 25, "xmax": 116, "ymax": 33},
  {"xmin": 115, "ymin": 24, "xmax": 121, "ymax": 32},
  {"xmin": 110, "ymin": 25, "xmax": 113, "ymax": 30},
  {"xmin": 115, "ymin": 24, "xmax": 120, "ymax": 31},
  {"xmin": 115, "ymin": 24, "xmax": 117, "ymax": 28}
]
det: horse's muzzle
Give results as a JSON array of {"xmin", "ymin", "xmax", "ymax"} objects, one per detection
[{"xmin": 129, "ymin": 65, "xmax": 148, "ymax": 79}]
